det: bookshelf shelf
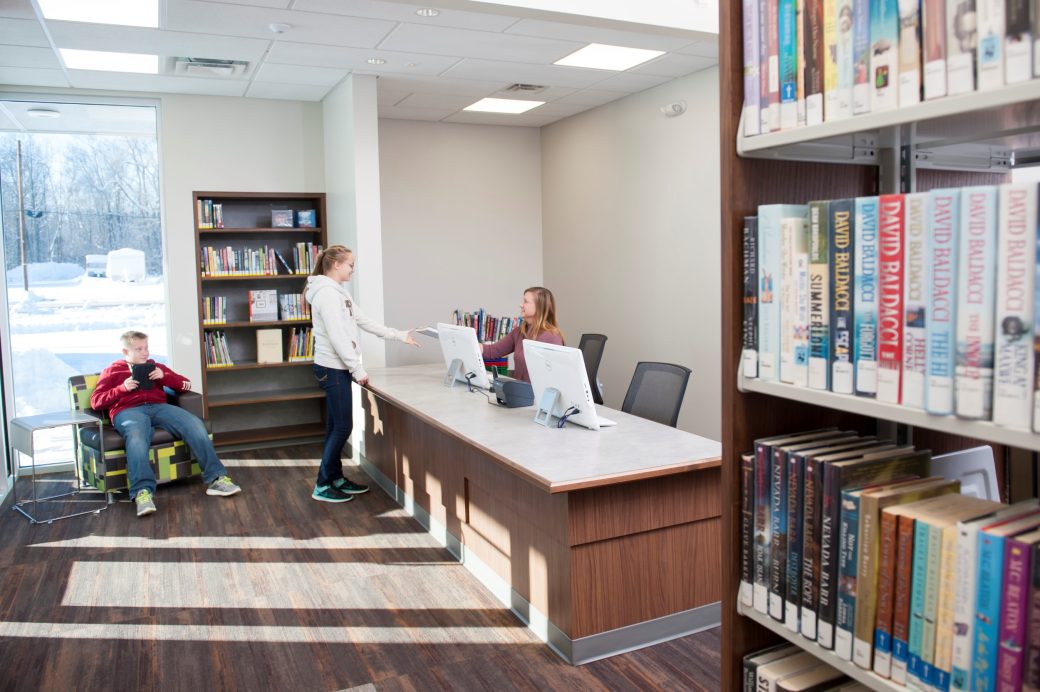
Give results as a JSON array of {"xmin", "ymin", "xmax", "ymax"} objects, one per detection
[
  {"xmin": 737, "ymin": 80, "xmax": 1040, "ymax": 163},
  {"xmin": 738, "ymin": 377, "xmax": 1040, "ymax": 453},
  {"xmin": 737, "ymin": 605, "xmax": 903, "ymax": 691},
  {"xmin": 194, "ymin": 191, "xmax": 326, "ymax": 449}
]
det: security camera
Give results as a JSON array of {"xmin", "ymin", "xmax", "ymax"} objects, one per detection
[{"xmin": 661, "ymin": 100, "xmax": 687, "ymax": 117}]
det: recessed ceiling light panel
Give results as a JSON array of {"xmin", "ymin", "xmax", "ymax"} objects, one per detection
[
  {"xmin": 463, "ymin": 98, "xmax": 544, "ymax": 114},
  {"xmin": 60, "ymin": 49, "xmax": 159, "ymax": 74},
  {"xmin": 554, "ymin": 43, "xmax": 665, "ymax": 71},
  {"xmin": 39, "ymin": 0, "xmax": 158, "ymax": 28}
]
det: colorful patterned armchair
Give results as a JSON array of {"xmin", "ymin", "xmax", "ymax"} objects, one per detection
[{"xmin": 68, "ymin": 373, "xmax": 208, "ymax": 494}]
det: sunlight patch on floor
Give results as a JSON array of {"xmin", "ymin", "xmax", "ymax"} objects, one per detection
[{"xmin": 31, "ymin": 534, "xmax": 439, "ymax": 550}]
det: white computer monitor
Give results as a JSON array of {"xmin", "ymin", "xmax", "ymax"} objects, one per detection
[
  {"xmin": 437, "ymin": 322, "xmax": 492, "ymax": 391},
  {"xmin": 523, "ymin": 340, "xmax": 616, "ymax": 430}
]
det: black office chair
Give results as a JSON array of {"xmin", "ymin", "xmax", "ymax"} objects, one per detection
[
  {"xmin": 621, "ymin": 362, "xmax": 691, "ymax": 428},
  {"xmin": 578, "ymin": 333, "xmax": 607, "ymax": 405}
]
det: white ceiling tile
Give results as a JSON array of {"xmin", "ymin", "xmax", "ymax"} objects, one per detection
[
  {"xmin": 47, "ymin": 22, "xmax": 271, "ymax": 63},
  {"xmin": 0, "ymin": 0, "xmax": 36, "ymax": 20},
  {"xmin": 246, "ymin": 80, "xmax": 329, "ymax": 100},
  {"xmin": 443, "ymin": 58, "xmax": 608, "ymax": 89},
  {"xmin": 525, "ymin": 101, "xmax": 588, "ymax": 118},
  {"xmin": 378, "ymin": 104, "xmax": 457, "ymax": 121},
  {"xmin": 504, "ymin": 18, "xmax": 691, "ymax": 52},
  {"xmin": 0, "ymin": 45, "xmax": 61, "ymax": 69},
  {"xmin": 395, "ymin": 91, "xmax": 475, "ymax": 110},
  {"xmin": 190, "ymin": 0, "xmax": 291, "ymax": 8},
  {"xmin": 587, "ymin": 71, "xmax": 671, "ymax": 92},
  {"xmin": 68, "ymin": 70, "xmax": 249, "ymax": 97},
  {"xmin": 378, "ymin": 22, "xmax": 581, "ymax": 64},
  {"xmin": 376, "ymin": 73, "xmax": 508, "ymax": 97},
  {"xmin": 442, "ymin": 110, "xmax": 556, "ymax": 127},
  {"xmin": 377, "ymin": 89, "xmax": 410, "ymax": 106},
  {"xmin": 295, "ymin": 0, "xmax": 519, "ymax": 32},
  {"xmin": 0, "ymin": 65, "xmax": 69, "ymax": 87},
  {"xmin": 254, "ymin": 62, "xmax": 347, "ymax": 87},
  {"xmin": 267, "ymin": 41, "xmax": 459, "ymax": 76},
  {"xmin": 0, "ymin": 17, "xmax": 48, "ymax": 46},
  {"xmin": 551, "ymin": 88, "xmax": 629, "ymax": 107},
  {"xmin": 631, "ymin": 53, "xmax": 717, "ymax": 78},
  {"xmin": 0, "ymin": 108, "xmax": 19, "ymax": 130},
  {"xmin": 676, "ymin": 40, "xmax": 719, "ymax": 59},
  {"xmin": 166, "ymin": 0, "xmax": 395, "ymax": 48}
]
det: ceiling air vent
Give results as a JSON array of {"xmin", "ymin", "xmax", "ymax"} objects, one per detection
[
  {"xmin": 504, "ymin": 83, "xmax": 547, "ymax": 94},
  {"xmin": 170, "ymin": 57, "xmax": 248, "ymax": 78}
]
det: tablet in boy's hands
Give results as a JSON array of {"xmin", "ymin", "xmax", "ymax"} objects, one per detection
[{"xmin": 132, "ymin": 362, "xmax": 156, "ymax": 390}]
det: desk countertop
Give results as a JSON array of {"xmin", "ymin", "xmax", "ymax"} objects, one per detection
[{"xmin": 362, "ymin": 364, "xmax": 722, "ymax": 493}]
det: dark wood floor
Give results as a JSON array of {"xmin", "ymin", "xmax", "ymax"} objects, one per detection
[{"xmin": 0, "ymin": 444, "xmax": 720, "ymax": 691}]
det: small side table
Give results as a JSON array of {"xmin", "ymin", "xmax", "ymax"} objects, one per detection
[{"xmin": 10, "ymin": 411, "xmax": 109, "ymax": 524}]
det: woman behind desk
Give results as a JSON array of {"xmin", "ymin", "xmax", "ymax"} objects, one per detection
[{"xmin": 481, "ymin": 286, "xmax": 564, "ymax": 383}]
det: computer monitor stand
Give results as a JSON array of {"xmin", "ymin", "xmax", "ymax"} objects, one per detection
[
  {"xmin": 533, "ymin": 387, "xmax": 562, "ymax": 428},
  {"xmin": 443, "ymin": 358, "xmax": 465, "ymax": 388}
]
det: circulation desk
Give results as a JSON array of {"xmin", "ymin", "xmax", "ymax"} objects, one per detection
[{"xmin": 357, "ymin": 364, "xmax": 722, "ymax": 664}]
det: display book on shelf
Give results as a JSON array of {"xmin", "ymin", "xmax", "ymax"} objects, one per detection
[
  {"xmin": 193, "ymin": 191, "xmax": 328, "ymax": 448},
  {"xmin": 720, "ymin": 3, "xmax": 1040, "ymax": 691}
]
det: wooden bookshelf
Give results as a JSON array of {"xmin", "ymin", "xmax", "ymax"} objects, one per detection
[
  {"xmin": 193, "ymin": 191, "xmax": 327, "ymax": 449},
  {"xmin": 717, "ymin": 4, "xmax": 1040, "ymax": 689}
]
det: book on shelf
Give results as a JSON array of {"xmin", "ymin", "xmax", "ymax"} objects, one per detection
[
  {"xmin": 743, "ymin": 216, "xmax": 760, "ymax": 377},
  {"xmin": 743, "ymin": 0, "xmax": 762, "ymax": 137},
  {"xmin": 803, "ymin": 0, "xmax": 825, "ymax": 126},
  {"xmin": 901, "ymin": 192, "xmax": 929, "ymax": 410},
  {"xmin": 876, "ymin": 194, "xmax": 905, "ymax": 404},
  {"xmin": 808, "ymin": 200, "xmax": 831, "ymax": 390},
  {"xmin": 287, "ymin": 326, "xmax": 313, "ymax": 361},
  {"xmin": 278, "ymin": 293, "xmax": 310, "ymax": 321},
  {"xmin": 869, "ymin": 0, "xmax": 900, "ymax": 112},
  {"xmin": 922, "ymin": 0, "xmax": 947, "ymax": 99},
  {"xmin": 764, "ymin": 0, "xmax": 781, "ymax": 132},
  {"xmin": 212, "ymin": 202, "xmax": 223, "ymax": 229},
  {"xmin": 256, "ymin": 329, "xmax": 283, "ymax": 364},
  {"xmin": 273, "ymin": 250, "xmax": 293, "ymax": 275},
  {"xmin": 205, "ymin": 330, "xmax": 234, "ymax": 367},
  {"xmin": 780, "ymin": 215, "xmax": 810, "ymax": 385},
  {"xmin": 897, "ymin": 0, "xmax": 922, "ymax": 106},
  {"xmin": 203, "ymin": 295, "xmax": 227, "ymax": 325},
  {"xmin": 296, "ymin": 209, "xmax": 316, "ymax": 227},
  {"xmin": 248, "ymin": 289, "xmax": 278, "ymax": 322},
  {"xmin": 945, "ymin": 0, "xmax": 977, "ymax": 95},
  {"xmin": 271, "ymin": 209, "xmax": 294, "ymax": 228},
  {"xmin": 742, "ymin": 642, "xmax": 799, "ymax": 691},
  {"xmin": 925, "ymin": 188, "xmax": 959, "ymax": 415},
  {"xmin": 851, "ymin": 0, "xmax": 871, "ymax": 116},
  {"xmin": 197, "ymin": 198, "xmax": 214, "ymax": 229},
  {"xmin": 776, "ymin": 662, "xmax": 847, "ymax": 691},
  {"xmin": 453, "ymin": 309, "xmax": 520, "ymax": 344},
  {"xmin": 829, "ymin": 199, "xmax": 854, "ymax": 394},
  {"xmin": 853, "ymin": 196, "xmax": 879, "ymax": 396},
  {"xmin": 779, "ymin": 0, "xmax": 799, "ymax": 130},
  {"xmin": 977, "ymin": 0, "xmax": 1005, "ymax": 91},
  {"xmin": 1001, "ymin": 0, "xmax": 1035, "ymax": 83}
]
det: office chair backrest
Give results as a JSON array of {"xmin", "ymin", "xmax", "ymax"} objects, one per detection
[
  {"xmin": 577, "ymin": 333, "xmax": 607, "ymax": 405},
  {"xmin": 621, "ymin": 361, "xmax": 692, "ymax": 428}
]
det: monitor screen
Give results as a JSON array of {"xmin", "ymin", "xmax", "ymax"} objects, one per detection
[
  {"xmin": 437, "ymin": 322, "xmax": 492, "ymax": 391},
  {"xmin": 523, "ymin": 340, "xmax": 615, "ymax": 430}
]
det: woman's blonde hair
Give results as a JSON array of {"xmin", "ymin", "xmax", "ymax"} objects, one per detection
[
  {"xmin": 310, "ymin": 244, "xmax": 353, "ymax": 277},
  {"xmin": 520, "ymin": 286, "xmax": 563, "ymax": 344}
]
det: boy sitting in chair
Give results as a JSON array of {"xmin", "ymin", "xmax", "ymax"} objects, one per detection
[{"xmin": 90, "ymin": 330, "xmax": 241, "ymax": 517}]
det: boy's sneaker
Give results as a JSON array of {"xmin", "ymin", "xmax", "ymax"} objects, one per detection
[
  {"xmin": 333, "ymin": 477, "xmax": 369, "ymax": 495},
  {"xmin": 207, "ymin": 476, "xmax": 241, "ymax": 497},
  {"xmin": 312, "ymin": 484, "xmax": 354, "ymax": 503},
  {"xmin": 135, "ymin": 490, "xmax": 156, "ymax": 517}
]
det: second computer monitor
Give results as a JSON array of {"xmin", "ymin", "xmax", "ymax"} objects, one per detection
[
  {"xmin": 523, "ymin": 340, "xmax": 615, "ymax": 430},
  {"xmin": 437, "ymin": 322, "xmax": 492, "ymax": 391}
]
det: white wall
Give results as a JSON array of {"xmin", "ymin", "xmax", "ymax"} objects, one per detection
[
  {"xmin": 160, "ymin": 94, "xmax": 325, "ymax": 383},
  {"xmin": 378, "ymin": 119, "xmax": 544, "ymax": 366},
  {"xmin": 540, "ymin": 67, "xmax": 721, "ymax": 439}
]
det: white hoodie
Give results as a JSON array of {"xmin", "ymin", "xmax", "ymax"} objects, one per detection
[{"xmin": 304, "ymin": 274, "xmax": 408, "ymax": 382}]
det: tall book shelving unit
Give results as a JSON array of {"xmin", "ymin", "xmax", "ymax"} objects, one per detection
[
  {"xmin": 192, "ymin": 191, "xmax": 328, "ymax": 447},
  {"xmin": 718, "ymin": 3, "xmax": 1040, "ymax": 689}
]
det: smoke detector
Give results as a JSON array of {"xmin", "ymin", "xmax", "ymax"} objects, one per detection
[{"xmin": 170, "ymin": 57, "xmax": 248, "ymax": 78}]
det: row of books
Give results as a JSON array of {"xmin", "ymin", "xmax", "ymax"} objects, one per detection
[
  {"xmin": 287, "ymin": 326, "xmax": 314, "ymax": 361},
  {"xmin": 452, "ymin": 309, "xmax": 520, "ymax": 344},
  {"xmin": 741, "ymin": 183, "xmax": 1040, "ymax": 431},
  {"xmin": 742, "ymin": 0, "xmax": 1040, "ymax": 137},
  {"xmin": 204, "ymin": 293, "xmax": 310, "ymax": 324},
  {"xmin": 278, "ymin": 293, "xmax": 310, "ymax": 321},
  {"xmin": 202, "ymin": 296, "xmax": 227, "ymax": 325},
  {"xmin": 743, "ymin": 642, "xmax": 865, "ymax": 691},
  {"xmin": 196, "ymin": 199, "xmax": 224, "ymax": 229},
  {"xmin": 200, "ymin": 243, "xmax": 323, "ymax": 277},
  {"xmin": 204, "ymin": 331, "xmax": 233, "ymax": 367},
  {"xmin": 740, "ymin": 428, "xmax": 1039, "ymax": 691}
]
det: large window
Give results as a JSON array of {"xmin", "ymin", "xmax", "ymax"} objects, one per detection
[{"xmin": 0, "ymin": 99, "xmax": 165, "ymax": 469}]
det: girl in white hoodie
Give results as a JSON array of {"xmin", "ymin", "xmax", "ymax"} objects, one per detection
[{"xmin": 304, "ymin": 245, "xmax": 418, "ymax": 503}]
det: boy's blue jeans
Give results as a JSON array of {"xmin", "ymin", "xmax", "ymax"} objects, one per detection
[
  {"xmin": 313, "ymin": 364, "xmax": 352, "ymax": 488},
  {"xmin": 112, "ymin": 403, "xmax": 228, "ymax": 499}
]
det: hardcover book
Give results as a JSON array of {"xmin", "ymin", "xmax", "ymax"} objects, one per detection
[
  {"xmin": 923, "ymin": 0, "xmax": 948, "ymax": 99},
  {"xmin": 877, "ymin": 194, "xmax": 905, "ymax": 404},
  {"xmin": 925, "ymin": 189, "xmax": 960, "ymax": 415},
  {"xmin": 742, "ymin": 452, "xmax": 757, "ymax": 607},
  {"xmin": 296, "ymin": 209, "xmax": 316, "ymax": 227},
  {"xmin": 780, "ymin": 216, "xmax": 809, "ymax": 385},
  {"xmin": 851, "ymin": 0, "xmax": 872, "ymax": 114},
  {"xmin": 765, "ymin": 0, "xmax": 783, "ymax": 131},
  {"xmin": 946, "ymin": 0, "xmax": 978, "ymax": 93},
  {"xmin": 823, "ymin": 0, "xmax": 841, "ymax": 120},
  {"xmin": 992, "ymin": 183, "xmax": 1038, "ymax": 429},
  {"xmin": 743, "ymin": 217, "xmax": 760, "ymax": 378},
  {"xmin": 779, "ymin": 0, "xmax": 800, "ymax": 129},
  {"xmin": 976, "ymin": 0, "xmax": 1005, "ymax": 90},
  {"xmin": 804, "ymin": 0, "xmax": 825, "ymax": 125},
  {"xmin": 834, "ymin": 0, "xmax": 854, "ymax": 119},
  {"xmin": 808, "ymin": 201, "xmax": 831, "ymax": 390},
  {"xmin": 854, "ymin": 197, "xmax": 880, "ymax": 396},
  {"xmin": 248, "ymin": 289, "xmax": 279, "ymax": 322},
  {"xmin": 256, "ymin": 328, "xmax": 283, "ymax": 364},
  {"xmin": 830, "ymin": 199, "xmax": 855, "ymax": 394},
  {"xmin": 955, "ymin": 186, "xmax": 998, "ymax": 420},
  {"xmin": 870, "ymin": 0, "xmax": 901, "ymax": 111},
  {"xmin": 744, "ymin": 0, "xmax": 762, "ymax": 136},
  {"xmin": 271, "ymin": 209, "xmax": 294, "ymax": 228},
  {"xmin": 898, "ymin": 0, "xmax": 923, "ymax": 105},
  {"xmin": 901, "ymin": 193, "xmax": 929, "ymax": 410},
  {"xmin": 743, "ymin": 643, "xmax": 800, "ymax": 691},
  {"xmin": 759, "ymin": 205, "xmax": 808, "ymax": 382},
  {"xmin": 995, "ymin": 527, "xmax": 1040, "ymax": 692}
]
